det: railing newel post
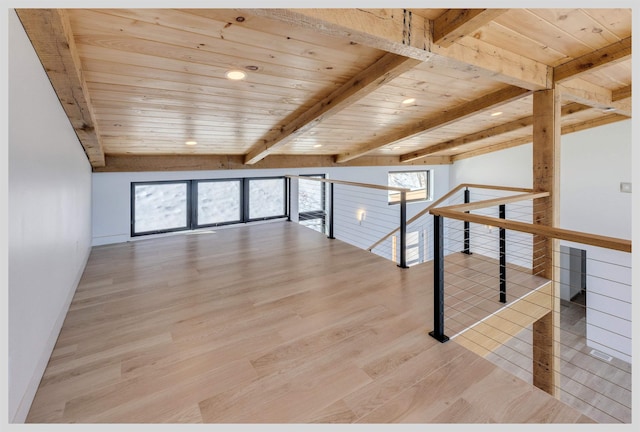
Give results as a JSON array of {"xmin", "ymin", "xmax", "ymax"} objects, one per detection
[
  {"xmin": 429, "ymin": 214, "xmax": 449, "ymax": 343},
  {"xmin": 328, "ymin": 182, "xmax": 335, "ymax": 239},
  {"xmin": 398, "ymin": 191, "xmax": 408, "ymax": 268},
  {"xmin": 462, "ymin": 187, "xmax": 472, "ymax": 255},
  {"xmin": 499, "ymin": 204, "xmax": 507, "ymax": 303}
]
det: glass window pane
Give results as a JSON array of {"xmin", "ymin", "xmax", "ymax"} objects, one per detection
[
  {"xmin": 299, "ymin": 177, "xmax": 324, "ymax": 213},
  {"xmin": 249, "ymin": 178, "xmax": 285, "ymax": 219},
  {"xmin": 134, "ymin": 183, "xmax": 188, "ymax": 233},
  {"xmin": 197, "ymin": 181, "xmax": 241, "ymax": 225},
  {"xmin": 388, "ymin": 171, "xmax": 429, "ymax": 203}
]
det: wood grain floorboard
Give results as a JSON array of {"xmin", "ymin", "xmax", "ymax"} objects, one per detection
[{"xmin": 26, "ymin": 221, "xmax": 588, "ymax": 424}]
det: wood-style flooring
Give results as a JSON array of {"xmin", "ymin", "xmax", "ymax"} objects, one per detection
[
  {"xmin": 26, "ymin": 221, "xmax": 590, "ymax": 424},
  {"xmin": 485, "ymin": 296, "xmax": 632, "ymax": 423}
]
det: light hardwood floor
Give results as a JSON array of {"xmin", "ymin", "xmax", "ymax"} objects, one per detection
[{"xmin": 26, "ymin": 221, "xmax": 591, "ymax": 424}]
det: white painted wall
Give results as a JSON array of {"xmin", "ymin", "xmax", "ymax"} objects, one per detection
[
  {"xmin": 92, "ymin": 165, "xmax": 450, "ymax": 248},
  {"xmin": 450, "ymin": 119, "xmax": 633, "ymax": 362},
  {"xmin": 8, "ymin": 10, "xmax": 93, "ymax": 423}
]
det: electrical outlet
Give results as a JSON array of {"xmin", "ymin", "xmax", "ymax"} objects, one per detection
[{"xmin": 620, "ymin": 182, "xmax": 632, "ymax": 193}]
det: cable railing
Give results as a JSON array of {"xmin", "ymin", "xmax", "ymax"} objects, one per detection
[
  {"xmin": 286, "ymin": 178, "xmax": 632, "ymax": 422},
  {"xmin": 285, "ymin": 175, "xmax": 413, "ymax": 267},
  {"xmin": 427, "ymin": 186, "xmax": 632, "ymax": 423}
]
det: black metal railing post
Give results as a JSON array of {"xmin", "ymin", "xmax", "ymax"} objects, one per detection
[
  {"xmin": 398, "ymin": 191, "xmax": 408, "ymax": 268},
  {"xmin": 328, "ymin": 182, "xmax": 335, "ymax": 239},
  {"xmin": 429, "ymin": 214, "xmax": 449, "ymax": 343},
  {"xmin": 462, "ymin": 187, "xmax": 472, "ymax": 255},
  {"xmin": 287, "ymin": 177, "xmax": 292, "ymax": 222},
  {"xmin": 499, "ymin": 204, "xmax": 507, "ymax": 303}
]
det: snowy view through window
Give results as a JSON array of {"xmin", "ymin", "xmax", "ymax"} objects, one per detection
[
  {"xmin": 299, "ymin": 177, "xmax": 325, "ymax": 233},
  {"xmin": 388, "ymin": 171, "xmax": 429, "ymax": 203},
  {"xmin": 134, "ymin": 183, "xmax": 188, "ymax": 233},
  {"xmin": 249, "ymin": 178, "xmax": 285, "ymax": 219},
  {"xmin": 198, "ymin": 181, "xmax": 240, "ymax": 225},
  {"xmin": 133, "ymin": 177, "xmax": 288, "ymax": 235}
]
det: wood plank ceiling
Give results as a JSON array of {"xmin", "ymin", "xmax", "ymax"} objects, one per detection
[{"xmin": 15, "ymin": 8, "xmax": 631, "ymax": 172}]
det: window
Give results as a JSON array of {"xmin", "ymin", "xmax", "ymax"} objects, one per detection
[
  {"xmin": 132, "ymin": 176, "xmax": 287, "ymax": 237},
  {"xmin": 131, "ymin": 181, "xmax": 190, "ymax": 235},
  {"xmin": 195, "ymin": 179, "xmax": 242, "ymax": 227},
  {"xmin": 388, "ymin": 170, "xmax": 430, "ymax": 204},
  {"xmin": 298, "ymin": 174, "xmax": 326, "ymax": 233},
  {"xmin": 247, "ymin": 177, "xmax": 287, "ymax": 220}
]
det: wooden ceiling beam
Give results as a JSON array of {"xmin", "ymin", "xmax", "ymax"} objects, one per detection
[
  {"xmin": 245, "ymin": 8, "xmax": 434, "ymax": 61},
  {"xmin": 554, "ymin": 36, "xmax": 631, "ymax": 83},
  {"xmin": 336, "ymin": 85, "xmax": 532, "ymax": 163},
  {"xmin": 612, "ymin": 85, "xmax": 632, "ymax": 101},
  {"xmin": 400, "ymin": 103, "xmax": 590, "ymax": 162},
  {"xmin": 243, "ymin": 53, "xmax": 422, "ymax": 165},
  {"xmin": 451, "ymin": 113, "xmax": 628, "ymax": 162},
  {"xmin": 95, "ymin": 154, "xmax": 452, "ymax": 172},
  {"xmin": 433, "ymin": 9, "xmax": 508, "ymax": 47},
  {"xmin": 252, "ymin": 8, "xmax": 551, "ymax": 90},
  {"xmin": 559, "ymin": 79, "xmax": 631, "ymax": 117},
  {"xmin": 16, "ymin": 9, "xmax": 106, "ymax": 167}
]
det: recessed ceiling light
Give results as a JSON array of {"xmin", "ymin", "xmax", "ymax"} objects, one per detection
[
  {"xmin": 402, "ymin": 98, "xmax": 416, "ymax": 105},
  {"xmin": 313, "ymin": 144, "xmax": 322, "ymax": 148},
  {"xmin": 185, "ymin": 140, "xmax": 198, "ymax": 146},
  {"xmin": 491, "ymin": 111, "xmax": 503, "ymax": 117},
  {"xmin": 225, "ymin": 70, "xmax": 246, "ymax": 80},
  {"xmin": 602, "ymin": 107, "xmax": 617, "ymax": 113}
]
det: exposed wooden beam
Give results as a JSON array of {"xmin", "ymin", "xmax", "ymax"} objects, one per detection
[
  {"xmin": 252, "ymin": 8, "xmax": 551, "ymax": 91},
  {"xmin": 612, "ymin": 85, "xmax": 632, "ymax": 101},
  {"xmin": 16, "ymin": 9, "xmax": 106, "ymax": 167},
  {"xmin": 95, "ymin": 154, "xmax": 452, "ymax": 172},
  {"xmin": 243, "ymin": 53, "xmax": 422, "ymax": 165},
  {"xmin": 529, "ymin": 88, "xmax": 559, "ymax": 398},
  {"xmin": 431, "ymin": 37, "xmax": 551, "ymax": 90},
  {"xmin": 433, "ymin": 9, "xmax": 508, "ymax": 47},
  {"xmin": 554, "ymin": 36, "xmax": 631, "ymax": 83},
  {"xmin": 401, "ymin": 103, "xmax": 591, "ymax": 162},
  {"xmin": 246, "ymin": 8, "xmax": 433, "ymax": 61},
  {"xmin": 451, "ymin": 113, "xmax": 627, "ymax": 162},
  {"xmin": 336, "ymin": 86, "xmax": 532, "ymax": 163},
  {"xmin": 560, "ymin": 79, "xmax": 631, "ymax": 117}
]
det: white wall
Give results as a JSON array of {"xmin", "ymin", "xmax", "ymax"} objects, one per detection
[
  {"xmin": 8, "ymin": 10, "xmax": 93, "ymax": 423},
  {"xmin": 450, "ymin": 119, "xmax": 633, "ymax": 362},
  {"xmin": 92, "ymin": 165, "xmax": 450, "ymax": 247}
]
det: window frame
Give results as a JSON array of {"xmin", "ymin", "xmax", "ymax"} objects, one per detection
[
  {"xmin": 130, "ymin": 180, "xmax": 192, "ymax": 237},
  {"xmin": 298, "ymin": 174, "xmax": 327, "ymax": 233},
  {"xmin": 245, "ymin": 176, "xmax": 288, "ymax": 222},
  {"xmin": 131, "ymin": 176, "xmax": 290, "ymax": 238},
  {"xmin": 193, "ymin": 178, "xmax": 244, "ymax": 228},
  {"xmin": 387, "ymin": 170, "xmax": 431, "ymax": 205}
]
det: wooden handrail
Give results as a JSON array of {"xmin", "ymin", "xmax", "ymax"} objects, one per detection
[
  {"xmin": 367, "ymin": 183, "xmax": 535, "ymax": 251},
  {"xmin": 431, "ymin": 208, "xmax": 631, "ymax": 253},
  {"xmin": 285, "ymin": 175, "xmax": 410, "ymax": 192},
  {"xmin": 435, "ymin": 192, "xmax": 549, "ymax": 213}
]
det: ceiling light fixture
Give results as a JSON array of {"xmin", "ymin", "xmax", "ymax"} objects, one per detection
[
  {"xmin": 185, "ymin": 140, "xmax": 198, "ymax": 146},
  {"xmin": 225, "ymin": 70, "xmax": 246, "ymax": 80},
  {"xmin": 602, "ymin": 107, "xmax": 617, "ymax": 113},
  {"xmin": 313, "ymin": 144, "xmax": 322, "ymax": 148},
  {"xmin": 491, "ymin": 111, "xmax": 503, "ymax": 117},
  {"xmin": 402, "ymin": 98, "xmax": 416, "ymax": 105}
]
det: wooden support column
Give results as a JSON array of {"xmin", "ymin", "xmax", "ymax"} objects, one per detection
[{"xmin": 532, "ymin": 88, "xmax": 561, "ymax": 396}]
